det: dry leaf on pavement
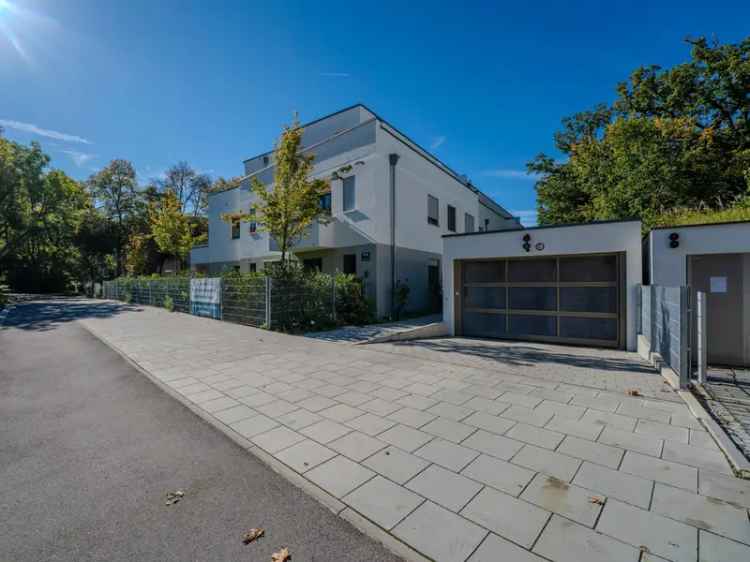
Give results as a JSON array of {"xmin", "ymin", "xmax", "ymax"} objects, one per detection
[
  {"xmin": 589, "ymin": 496, "xmax": 606, "ymax": 505},
  {"xmin": 626, "ymin": 389, "xmax": 642, "ymax": 397},
  {"xmin": 242, "ymin": 528, "xmax": 265, "ymax": 544},
  {"xmin": 271, "ymin": 547, "xmax": 291, "ymax": 562},
  {"xmin": 165, "ymin": 490, "xmax": 185, "ymax": 506}
]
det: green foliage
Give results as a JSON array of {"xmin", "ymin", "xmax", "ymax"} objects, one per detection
[
  {"xmin": 530, "ymin": 36, "xmax": 750, "ymax": 229},
  {"xmin": 655, "ymin": 193, "xmax": 750, "ymax": 227},
  {"xmin": 226, "ymin": 117, "xmax": 330, "ymax": 265},
  {"xmin": 0, "ymin": 136, "xmax": 89, "ymax": 292},
  {"xmin": 335, "ymin": 273, "xmax": 374, "ymax": 325},
  {"xmin": 0, "ymin": 275, "xmax": 8, "ymax": 308},
  {"xmin": 149, "ymin": 189, "xmax": 194, "ymax": 265},
  {"xmin": 163, "ymin": 294, "xmax": 175, "ymax": 312}
]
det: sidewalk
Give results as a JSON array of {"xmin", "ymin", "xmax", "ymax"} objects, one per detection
[{"xmin": 81, "ymin": 302, "xmax": 750, "ymax": 562}]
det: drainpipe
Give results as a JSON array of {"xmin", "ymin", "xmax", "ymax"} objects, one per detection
[{"xmin": 389, "ymin": 153, "xmax": 400, "ymax": 317}]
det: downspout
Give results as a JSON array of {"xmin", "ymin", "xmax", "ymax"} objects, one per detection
[{"xmin": 389, "ymin": 153, "xmax": 400, "ymax": 317}]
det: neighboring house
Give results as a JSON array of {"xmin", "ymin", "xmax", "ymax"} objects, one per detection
[{"xmin": 191, "ymin": 104, "xmax": 521, "ymax": 318}]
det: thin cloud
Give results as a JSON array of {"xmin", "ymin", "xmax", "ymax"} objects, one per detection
[
  {"xmin": 0, "ymin": 119, "xmax": 92, "ymax": 144},
  {"xmin": 430, "ymin": 136, "xmax": 446, "ymax": 150},
  {"xmin": 60, "ymin": 149, "xmax": 96, "ymax": 167},
  {"xmin": 482, "ymin": 169, "xmax": 540, "ymax": 180},
  {"xmin": 319, "ymin": 72, "xmax": 351, "ymax": 77}
]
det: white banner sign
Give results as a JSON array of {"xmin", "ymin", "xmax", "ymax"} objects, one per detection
[{"xmin": 190, "ymin": 277, "xmax": 222, "ymax": 319}]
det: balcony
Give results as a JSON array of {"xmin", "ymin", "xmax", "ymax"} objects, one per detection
[{"xmin": 269, "ymin": 218, "xmax": 371, "ymax": 253}]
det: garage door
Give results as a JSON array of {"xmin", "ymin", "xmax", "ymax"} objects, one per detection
[{"xmin": 458, "ymin": 254, "xmax": 624, "ymax": 348}]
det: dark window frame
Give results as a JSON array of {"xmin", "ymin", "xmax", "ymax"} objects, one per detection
[
  {"xmin": 231, "ymin": 218, "xmax": 241, "ymax": 239},
  {"xmin": 427, "ymin": 194, "xmax": 439, "ymax": 226},
  {"xmin": 447, "ymin": 205, "xmax": 457, "ymax": 232},
  {"xmin": 465, "ymin": 213, "xmax": 475, "ymax": 233},
  {"xmin": 342, "ymin": 176, "xmax": 356, "ymax": 212}
]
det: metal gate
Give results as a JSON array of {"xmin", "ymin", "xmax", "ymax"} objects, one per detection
[{"xmin": 457, "ymin": 253, "xmax": 625, "ymax": 348}]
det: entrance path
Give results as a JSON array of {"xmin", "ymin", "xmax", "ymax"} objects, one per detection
[
  {"xmin": 77, "ymin": 299, "xmax": 750, "ymax": 561},
  {"xmin": 305, "ymin": 314, "xmax": 441, "ymax": 343}
]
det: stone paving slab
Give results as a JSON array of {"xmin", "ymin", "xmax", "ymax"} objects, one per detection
[{"xmin": 80, "ymin": 303, "xmax": 750, "ymax": 562}]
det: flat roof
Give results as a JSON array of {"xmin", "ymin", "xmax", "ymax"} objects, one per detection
[
  {"xmin": 443, "ymin": 218, "xmax": 641, "ymax": 238},
  {"xmin": 651, "ymin": 218, "xmax": 750, "ymax": 231},
  {"xmin": 238, "ymin": 103, "xmax": 515, "ymax": 219}
]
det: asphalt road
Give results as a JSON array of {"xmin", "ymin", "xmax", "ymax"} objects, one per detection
[{"xmin": 0, "ymin": 299, "xmax": 401, "ymax": 562}]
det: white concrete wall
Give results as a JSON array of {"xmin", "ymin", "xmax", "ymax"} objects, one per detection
[
  {"xmin": 376, "ymin": 125, "xmax": 513, "ymax": 254},
  {"xmin": 442, "ymin": 220, "xmax": 643, "ymax": 351},
  {"xmin": 649, "ymin": 222, "xmax": 750, "ymax": 286}
]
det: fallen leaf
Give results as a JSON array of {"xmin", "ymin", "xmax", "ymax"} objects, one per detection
[
  {"xmin": 243, "ymin": 528, "xmax": 265, "ymax": 544},
  {"xmin": 589, "ymin": 496, "xmax": 606, "ymax": 505},
  {"xmin": 626, "ymin": 389, "xmax": 642, "ymax": 397},
  {"xmin": 271, "ymin": 547, "xmax": 291, "ymax": 562},
  {"xmin": 165, "ymin": 490, "xmax": 185, "ymax": 506}
]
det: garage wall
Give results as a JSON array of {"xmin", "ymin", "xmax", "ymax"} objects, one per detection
[
  {"xmin": 442, "ymin": 220, "xmax": 643, "ymax": 351},
  {"xmin": 649, "ymin": 222, "xmax": 750, "ymax": 285}
]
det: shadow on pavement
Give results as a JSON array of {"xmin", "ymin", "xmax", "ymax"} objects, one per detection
[
  {"xmin": 391, "ymin": 337, "xmax": 655, "ymax": 374},
  {"xmin": 3, "ymin": 297, "xmax": 140, "ymax": 332}
]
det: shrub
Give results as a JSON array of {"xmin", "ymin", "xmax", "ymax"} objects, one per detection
[
  {"xmin": 335, "ymin": 273, "xmax": 373, "ymax": 325},
  {"xmin": 163, "ymin": 295, "xmax": 174, "ymax": 312}
]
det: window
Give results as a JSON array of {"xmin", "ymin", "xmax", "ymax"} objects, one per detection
[
  {"xmin": 427, "ymin": 195, "xmax": 439, "ymax": 226},
  {"xmin": 248, "ymin": 208, "xmax": 256, "ymax": 234},
  {"xmin": 447, "ymin": 205, "xmax": 456, "ymax": 232},
  {"xmin": 304, "ymin": 258, "xmax": 323, "ymax": 272},
  {"xmin": 233, "ymin": 265, "xmax": 240, "ymax": 273},
  {"xmin": 319, "ymin": 192, "xmax": 332, "ymax": 212},
  {"xmin": 342, "ymin": 176, "xmax": 356, "ymax": 212},
  {"xmin": 231, "ymin": 218, "xmax": 240, "ymax": 239},
  {"xmin": 262, "ymin": 155, "xmax": 269, "ymax": 166},
  {"xmin": 465, "ymin": 213, "xmax": 475, "ymax": 233},
  {"xmin": 343, "ymin": 254, "xmax": 357, "ymax": 275},
  {"xmin": 484, "ymin": 218, "xmax": 490, "ymax": 231},
  {"xmin": 249, "ymin": 263, "xmax": 257, "ymax": 273}
]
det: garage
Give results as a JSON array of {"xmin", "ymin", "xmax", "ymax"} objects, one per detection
[
  {"xmin": 443, "ymin": 220, "xmax": 642, "ymax": 351},
  {"xmin": 458, "ymin": 253, "xmax": 624, "ymax": 347}
]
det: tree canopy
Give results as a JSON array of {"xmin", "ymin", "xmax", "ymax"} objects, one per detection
[
  {"xmin": 529, "ymin": 36, "xmax": 750, "ymax": 228},
  {"xmin": 227, "ymin": 117, "xmax": 330, "ymax": 265}
]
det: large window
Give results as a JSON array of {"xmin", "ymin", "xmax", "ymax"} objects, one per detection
[
  {"xmin": 231, "ymin": 218, "xmax": 240, "ymax": 239},
  {"xmin": 248, "ymin": 208, "xmax": 257, "ymax": 234},
  {"xmin": 427, "ymin": 195, "xmax": 439, "ymax": 226},
  {"xmin": 465, "ymin": 213, "xmax": 475, "ymax": 233},
  {"xmin": 447, "ymin": 205, "xmax": 456, "ymax": 232},
  {"xmin": 342, "ymin": 176, "xmax": 356, "ymax": 212},
  {"xmin": 319, "ymin": 192, "xmax": 332, "ymax": 212}
]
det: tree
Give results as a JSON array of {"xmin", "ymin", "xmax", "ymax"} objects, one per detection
[
  {"xmin": 157, "ymin": 161, "xmax": 212, "ymax": 216},
  {"xmin": 530, "ymin": 36, "xmax": 750, "ymax": 228},
  {"xmin": 0, "ymin": 137, "xmax": 88, "ymax": 292},
  {"xmin": 88, "ymin": 160, "xmax": 139, "ymax": 276},
  {"xmin": 148, "ymin": 189, "xmax": 194, "ymax": 273},
  {"xmin": 226, "ymin": 117, "xmax": 329, "ymax": 266}
]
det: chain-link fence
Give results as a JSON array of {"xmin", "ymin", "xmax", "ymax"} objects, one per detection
[
  {"xmin": 270, "ymin": 275, "xmax": 335, "ymax": 332},
  {"xmin": 102, "ymin": 278, "xmax": 190, "ymax": 313}
]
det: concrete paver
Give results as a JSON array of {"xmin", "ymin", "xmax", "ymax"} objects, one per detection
[
  {"xmin": 468, "ymin": 533, "xmax": 547, "ymax": 562},
  {"xmin": 393, "ymin": 501, "xmax": 487, "ymax": 562},
  {"xmin": 77, "ymin": 302, "xmax": 750, "ymax": 562},
  {"xmin": 698, "ymin": 530, "xmax": 750, "ymax": 562}
]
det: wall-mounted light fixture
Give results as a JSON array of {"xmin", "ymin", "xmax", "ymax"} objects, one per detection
[
  {"xmin": 522, "ymin": 233, "xmax": 531, "ymax": 252},
  {"xmin": 669, "ymin": 232, "xmax": 680, "ymax": 249}
]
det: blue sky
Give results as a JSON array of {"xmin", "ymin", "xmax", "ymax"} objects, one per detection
[{"xmin": 1, "ymin": 1, "xmax": 748, "ymax": 225}]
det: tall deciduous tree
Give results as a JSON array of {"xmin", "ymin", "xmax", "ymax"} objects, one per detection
[
  {"xmin": 157, "ymin": 161, "xmax": 212, "ymax": 216},
  {"xmin": 148, "ymin": 189, "xmax": 194, "ymax": 272},
  {"xmin": 87, "ymin": 160, "xmax": 139, "ymax": 275},
  {"xmin": 226, "ymin": 118, "xmax": 329, "ymax": 266},
  {"xmin": 529, "ymin": 36, "xmax": 750, "ymax": 228}
]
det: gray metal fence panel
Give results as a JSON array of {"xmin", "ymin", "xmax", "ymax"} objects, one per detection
[
  {"xmin": 221, "ymin": 276, "xmax": 267, "ymax": 327},
  {"xmin": 640, "ymin": 284, "xmax": 690, "ymax": 387}
]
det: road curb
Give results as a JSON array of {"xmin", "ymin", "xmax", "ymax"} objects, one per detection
[
  {"xmin": 679, "ymin": 387, "xmax": 750, "ymax": 479},
  {"xmin": 79, "ymin": 320, "xmax": 430, "ymax": 562}
]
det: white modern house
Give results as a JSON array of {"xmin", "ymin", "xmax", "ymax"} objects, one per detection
[{"xmin": 191, "ymin": 104, "xmax": 520, "ymax": 317}]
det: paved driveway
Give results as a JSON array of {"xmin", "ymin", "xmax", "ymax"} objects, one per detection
[
  {"xmin": 66, "ymin": 300, "xmax": 750, "ymax": 561},
  {"xmin": 0, "ymin": 299, "xmax": 400, "ymax": 562}
]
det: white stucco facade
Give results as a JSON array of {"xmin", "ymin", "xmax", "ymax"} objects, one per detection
[
  {"xmin": 648, "ymin": 221, "xmax": 750, "ymax": 286},
  {"xmin": 442, "ymin": 220, "xmax": 643, "ymax": 350},
  {"xmin": 192, "ymin": 104, "xmax": 520, "ymax": 317}
]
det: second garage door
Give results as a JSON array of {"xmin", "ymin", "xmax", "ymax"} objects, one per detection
[{"xmin": 458, "ymin": 253, "xmax": 624, "ymax": 348}]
